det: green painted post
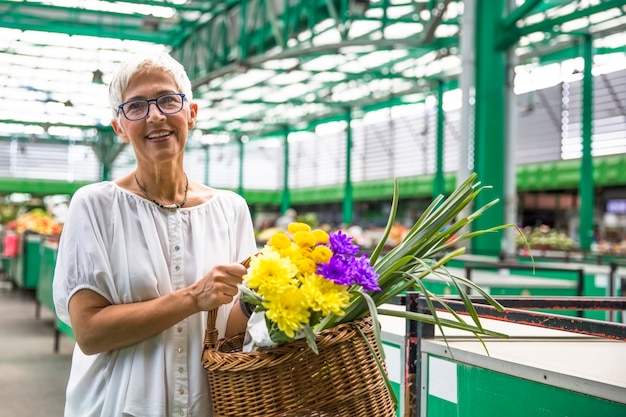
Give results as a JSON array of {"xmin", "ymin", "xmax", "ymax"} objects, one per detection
[
  {"xmin": 101, "ymin": 159, "xmax": 110, "ymax": 181},
  {"xmin": 342, "ymin": 109, "xmax": 354, "ymax": 225},
  {"xmin": 203, "ymin": 144, "xmax": 210, "ymax": 185},
  {"xmin": 434, "ymin": 80, "xmax": 445, "ymax": 199},
  {"xmin": 471, "ymin": 0, "xmax": 507, "ymax": 256},
  {"xmin": 238, "ymin": 136, "xmax": 245, "ymax": 197},
  {"xmin": 579, "ymin": 34, "xmax": 595, "ymax": 250},
  {"xmin": 280, "ymin": 131, "xmax": 291, "ymax": 214}
]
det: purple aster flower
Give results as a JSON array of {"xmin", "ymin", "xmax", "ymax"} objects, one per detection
[
  {"xmin": 349, "ymin": 254, "xmax": 380, "ymax": 292},
  {"xmin": 328, "ymin": 230, "xmax": 359, "ymax": 256},
  {"xmin": 317, "ymin": 253, "xmax": 380, "ymax": 292},
  {"xmin": 317, "ymin": 255, "xmax": 353, "ymax": 286}
]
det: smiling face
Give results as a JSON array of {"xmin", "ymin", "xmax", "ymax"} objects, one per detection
[{"xmin": 112, "ymin": 69, "xmax": 198, "ymax": 168}]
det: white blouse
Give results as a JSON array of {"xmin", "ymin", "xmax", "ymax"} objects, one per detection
[{"xmin": 53, "ymin": 181, "xmax": 258, "ymax": 417}]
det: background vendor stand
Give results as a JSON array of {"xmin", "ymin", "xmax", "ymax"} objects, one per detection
[{"xmin": 379, "ymin": 294, "xmax": 626, "ymax": 417}]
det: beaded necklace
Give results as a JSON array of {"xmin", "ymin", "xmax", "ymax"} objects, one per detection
[{"xmin": 134, "ymin": 173, "xmax": 188, "ymax": 212}]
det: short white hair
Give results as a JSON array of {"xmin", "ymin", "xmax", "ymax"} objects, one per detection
[{"xmin": 108, "ymin": 51, "xmax": 193, "ymax": 119}]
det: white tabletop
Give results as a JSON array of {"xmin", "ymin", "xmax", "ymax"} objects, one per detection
[{"xmin": 377, "ymin": 305, "xmax": 626, "ymax": 404}]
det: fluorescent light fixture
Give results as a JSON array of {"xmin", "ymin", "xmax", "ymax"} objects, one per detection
[
  {"xmin": 220, "ymin": 69, "xmax": 275, "ymax": 90},
  {"xmin": 383, "ymin": 22, "xmax": 423, "ymax": 39},
  {"xmin": 348, "ymin": 20, "xmax": 381, "ymax": 38},
  {"xmin": 266, "ymin": 70, "xmax": 312, "ymax": 86},
  {"xmin": 301, "ymin": 54, "xmax": 347, "ymax": 71},
  {"xmin": 262, "ymin": 58, "xmax": 300, "ymax": 70},
  {"xmin": 312, "ymin": 28, "xmax": 342, "ymax": 46}
]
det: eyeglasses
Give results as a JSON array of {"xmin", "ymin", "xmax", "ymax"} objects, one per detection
[{"xmin": 118, "ymin": 93, "xmax": 186, "ymax": 121}]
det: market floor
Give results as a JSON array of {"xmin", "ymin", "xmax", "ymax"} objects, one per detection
[{"xmin": 0, "ymin": 286, "xmax": 73, "ymax": 417}]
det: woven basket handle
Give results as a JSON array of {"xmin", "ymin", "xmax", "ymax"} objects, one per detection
[{"xmin": 203, "ymin": 255, "xmax": 253, "ymax": 350}]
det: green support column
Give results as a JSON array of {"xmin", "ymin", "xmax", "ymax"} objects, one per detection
[
  {"xmin": 203, "ymin": 144, "xmax": 210, "ymax": 185},
  {"xmin": 238, "ymin": 136, "xmax": 245, "ymax": 197},
  {"xmin": 471, "ymin": 0, "xmax": 507, "ymax": 256},
  {"xmin": 92, "ymin": 129, "xmax": 126, "ymax": 181},
  {"xmin": 342, "ymin": 109, "xmax": 354, "ymax": 225},
  {"xmin": 99, "ymin": 133, "xmax": 112, "ymax": 181},
  {"xmin": 102, "ymin": 159, "xmax": 111, "ymax": 182},
  {"xmin": 579, "ymin": 34, "xmax": 594, "ymax": 250},
  {"xmin": 280, "ymin": 131, "xmax": 291, "ymax": 214},
  {"xmin": 433, "ymin": 80, "xmax": 445, "ymax": 199}
]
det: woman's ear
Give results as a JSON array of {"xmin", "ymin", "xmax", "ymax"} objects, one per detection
[
  {"xmin": 188, "ymin": 102, "xmax": 198, "ymax": 130},
  {"xmin": 111, "ymin": 120, "xmax": 130, "ymax": 143}
]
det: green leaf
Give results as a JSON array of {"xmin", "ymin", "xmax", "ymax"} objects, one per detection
[
  {"xmin": 320, "ymin": 172, "xmax": 513, "ymax": 347},
  {"xmin": 238, "ymin": 284, "xmax": 264, "ymax": 305},
  {"xmin": 370, "ymin": 178, "xmax": 399, "ymax": 265},
  {"xmin": 377, "ymin": 308, "xmax": 509, "ymax": 339},
  {"xmin": 303, "ymin": 324, "xmax": 319, "ymax": 355}
]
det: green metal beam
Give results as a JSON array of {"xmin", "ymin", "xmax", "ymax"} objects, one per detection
[
  {"xmin": 502, "ymin": 0, "xmax": 543, "ymax": 30},
  {"xmin": 579, "ymin": 34, "xmax": 594, "ymax": 251},
  {"xmin": 497, "ymin": 0, "xmax": 626, "ymax": 50},
  {"xmin": 342, "ymin": 108, "xmax": 354, "ymax": 225},
  {"xmin": 472, "ymin": 0, "xmax": 507, "ymax": 256},
  {"xmin": 433, "ymin": 80, "xmax": 445, "ymax": 199},
  {"xmin": 3, "ymin": 154, "xmax": 626, "ymax": 205},
  {"xmin": 0, "ymin": 1, "xmax": 182, "ymax": 44},
  {"xmin": 238, "ymin": 137, "xmax": 245, "ymax": 197},
  {"xmin": 280, "ymin": 131, "xmax": 291, "ymax": 214}
]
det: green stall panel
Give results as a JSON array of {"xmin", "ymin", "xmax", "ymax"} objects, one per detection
[
  {"xmin": 36, "ymin": 239, "xmax": 58, "ymax": 313},
  {"xmin": 11, "ymin": 254, "xmax": 24, "ymax": 289},
  {"xmin": 35, "ymin": 238, "xmax": 74, "ymax": 345},
  {"xmin": 380, "ymin": 308, "xmax": 410, "ymax": 417},
  {"xmin": 18, "ymin": 233, "xmax": 43, "ymax": 290},
  {"xmin": 422, "ymin": 326, "xmax": 626, "ymax": 417},
  {"xmin": 425, "ymin": 354, "xmax": 626, "ymax": 417}
]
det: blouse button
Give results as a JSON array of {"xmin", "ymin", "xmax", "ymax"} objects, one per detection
[
  {"xmin": 177, "ymin": 327, "xmax": 183, "ymax": 333},
  {"xmin": 179, "ymin": 367, "xmax": 184, "ymax": 373},
  {"xmin": 177, "ymin": 347, "xmax": 183, "ymax": 353},
  {"xmin": 179, "ymin": 388, "xmax": 185, "ymax": 395},
  {"xmin": 175, "ymin": 265, "xmax": 180, "ymax": 271},
  {"xmin": 175, "ymin": 245, "xmax": 180, "ymax": 251},
  {"xmin": 179, "ymin": 410, "xmax": 184, "ymax": 416}
]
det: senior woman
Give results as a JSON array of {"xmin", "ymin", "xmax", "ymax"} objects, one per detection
[{"xmin": 53, "ymin": 52, "xmax": 257, "ymax": 417}]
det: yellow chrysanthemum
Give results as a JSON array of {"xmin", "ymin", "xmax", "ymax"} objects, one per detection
[
  {"xmin": 287, "ymin": 222, "xmax": 311, "ymax": 234},
  {"xmin": 293, "ymin": 256, "xmax": 317, "ymax": 275},
  {"xmin": 292, "ymin": 231, "xmax": 317, "ymax": 248},
  {"xmin": 263, "ymin": 288, "xmax": 310, "ymax": 338},
  {"xmin": 311, "ymin": 245, "xmax": 333, "ymax": 264},
  {"xmin": 276, "ymin": 241, "xmax": 304, "ymax": 261},
  {"xmin": 299, "ymin": 273, "xmax": 351, "ymax": 316},
  {"xmin": 244, "ymin": 248, "xmax": 299, "ymax": 297},
  {"xmin": 268, "ymin": 232, "xmax": 291, "ymax": 250},
  {"xmin": 311, "ymin": 229, "xmax": 329, "ymax": 244}
]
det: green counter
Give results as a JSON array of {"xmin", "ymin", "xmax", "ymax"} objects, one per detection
[
  {"xmin": 436, "ymin": 255, "xmax": 618, "ymax": 321},
  {"xmin": 37, "ymin": 238, "xmax": 57, "ymax": 312},
  {"xmin": 36, "ymin": 238, "xmax": 74, "ymax": 351},
  {"xmin": 15, "ymin": 233, "xmax": 43, "ymax": 290},
  {"xmin": 421, "ymin": 320, "xmax": 626, "ymax": 417}
]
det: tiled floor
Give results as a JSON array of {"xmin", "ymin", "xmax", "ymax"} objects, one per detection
[{"xmin": 0, "ymin": 287, "xmax": 73, "ymax": 417}]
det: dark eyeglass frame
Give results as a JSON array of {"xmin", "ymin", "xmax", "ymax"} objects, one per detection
[{"xmin": 117, "ymin": 93, "xmax": 186, "ymax": 121}]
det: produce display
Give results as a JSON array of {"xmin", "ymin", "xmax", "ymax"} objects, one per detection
[
  {"xmin": 516, "ymin": 225, "xmax": 575, "ymax": 250},
  {"xmin": 6, "ymin": 208, "xmax": 63, "ymax": 236}
]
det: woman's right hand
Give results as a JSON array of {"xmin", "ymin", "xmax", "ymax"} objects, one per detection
[{"xmin": 191, "ymin": 263, "xmax": 248, "ymax": 312}]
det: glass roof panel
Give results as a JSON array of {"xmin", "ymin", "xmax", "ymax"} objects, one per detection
[{"xmin": 0, "ymin": 0, "xmax": 625, "ymax": 144}]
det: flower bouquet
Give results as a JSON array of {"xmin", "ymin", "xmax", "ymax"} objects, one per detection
[
  {"xmin": 202, "ymin": 173, "xmax": 511, "ymax": 417},
  {"xmin": 240, "ymin": 222, "xmax": 381, "ymax": 354}
]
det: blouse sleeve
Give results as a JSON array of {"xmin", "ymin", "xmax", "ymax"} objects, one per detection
[{"xmin": 52, "ymin": 185, "xmax": 116, "ymax": 326}]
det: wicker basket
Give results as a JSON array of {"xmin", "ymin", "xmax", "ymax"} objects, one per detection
[{"xmin": 202, "ymin": 310, "xmax": 396, "ymax": 417}]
